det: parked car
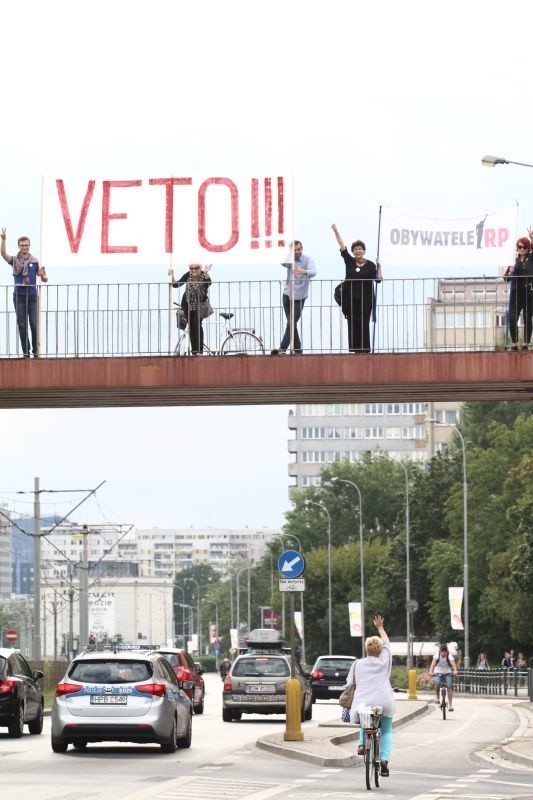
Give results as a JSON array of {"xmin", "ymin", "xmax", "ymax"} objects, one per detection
[
  {"xmin": 0, "ymin": 648, "xmax": 44, "ymax": 737},
  {"xmin": 151, "ymin": 648, "xmax": 205, "ymax": 714},
  {"xmin": 309, "ymin": 654, "xmax": 356, "ymax": 702},
  {"xmin": 222, "ymin": 651, "xmax": 312, "ymax": 722},
  {"xmin": 51, "ymin": 649, "xmax": 193, "ymax": 753}
]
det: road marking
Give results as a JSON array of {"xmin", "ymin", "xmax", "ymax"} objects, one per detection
[{"xmin": 125, "ymin": 776, "xmax": 293, "ymax": 800}]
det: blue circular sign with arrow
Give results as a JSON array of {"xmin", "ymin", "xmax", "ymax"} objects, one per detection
[{"xmin": 278, "ymin": 550, "xmax": 305, "ymax": 579}]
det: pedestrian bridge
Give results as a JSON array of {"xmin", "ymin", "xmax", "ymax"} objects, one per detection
[{"xmin": 0, "ymin": 277, "xmax": 531, "ymax": 408}]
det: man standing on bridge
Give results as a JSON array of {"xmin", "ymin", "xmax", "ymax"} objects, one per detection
[
  {"xmin": 1, "ymin": 228, "xmax": 48, "ymax": 357},
  {"xmin": 271, "ymin": 240, "xmax": 316, "ymax": 355}
]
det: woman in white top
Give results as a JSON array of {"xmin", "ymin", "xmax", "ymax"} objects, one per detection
[{"xmin": 348, "ymin": 614, "xmax": 394, "ymax": 777}]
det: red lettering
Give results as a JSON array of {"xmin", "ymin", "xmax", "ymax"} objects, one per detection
[
  {"xmin": 198, "ymin": 178, "xmax": 239, "ymax": 252},
  {"xmin": 484, "ymin": 229, "xmax": 496, "ymax": 247},
  {"xmin": 101, "ymin": 180, "xmax": 142, "ymax": 253},
  {"xmin": 149, "ymin": 178, "xmax": 193, "ymax": 252},
  {"xmin": 56, "ymin": 180, "xmax": 95, "ymax": 253},
  {"xmin": 498, "ymin": 228, "xmax": 509, "ymax": 247}
]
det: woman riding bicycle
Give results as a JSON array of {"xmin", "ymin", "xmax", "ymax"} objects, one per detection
[
  {"xmin": 429, "ymin": 643, "xmax": 458, "ymax": 711},
  {"xmin": 348, "ymin": 614, "xmax": 395, "ymax": 777},
  {"xmin": 169, "ymin": 262, "xmax": 212, "ymax": 354}
]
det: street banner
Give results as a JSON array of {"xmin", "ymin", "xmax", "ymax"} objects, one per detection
[
  {"xmin": 379, "ymin": 206, "xmax": 518, "ymax": 268},
  {"xmin": 294, "ymin": 611, "xmax": 303, "ymax": 641},
  {"xmin": 41, "ymin": 174, "xmax": 293, "ymax": 267},
  {"xmin": 230, "ymin": 627, "xmax": 239, "ymax": 652},
  {"xmin": 88, "ymin": 591, "xmax": 115, "ymax": 640},
  {"xmin": 348, "ymin": 602, "xmax": 362, "ymax": 637},
  {"xmin": 448, "ymin": 586, "xmax": 464, "ymax": 630}
]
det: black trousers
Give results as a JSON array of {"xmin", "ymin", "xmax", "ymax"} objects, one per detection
[{"xmin": 509, "ymin": 293, "xmax": 533, "ymax": 344}]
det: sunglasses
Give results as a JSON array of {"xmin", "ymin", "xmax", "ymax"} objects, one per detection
[{"xmin": 517, "ymin": 246, "xmax": 528, "ymax": 250}]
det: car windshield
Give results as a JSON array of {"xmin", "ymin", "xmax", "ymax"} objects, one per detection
[
  {"xmin": 317, "ymin": 658, "xmax": 354, "ymax": 671},
  {"xmin": 0, "ymin": 656, "xmax": 6, "ymax": 678},
  {"xmin": 232, "ymin": 657, "xmax": 289, "ymax": 678},
  {"xmin": 69, "ymin": 660, "xmax": 151, "ymax": 684},
  {"xmin": 159, "ymin": 653, "xmax": 180, "ymax": 668}
]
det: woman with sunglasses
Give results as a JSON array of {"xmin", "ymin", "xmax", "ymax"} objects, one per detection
[
  {"xmin": 169, "ymin": 262, "xmax": 212, "ymax": 354},
  {"xmin": 504, "ymin": 235, "xmax": 533, "ymax": 350}
]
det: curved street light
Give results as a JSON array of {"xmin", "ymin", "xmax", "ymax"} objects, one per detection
[
  {"xmin": 426, "ymin": 419, "xmax": 469, "ymax": 668},
  {"xmin": 330, "ymin": 477, "xmax": 365, "ymax": 655},
  {"xmin": 482, "ymin": 155, "xmax": 533, "ymax": 169},
  {"xmin": 304, "ymin": 499, "xmax": 332, "ymax": 654},
  {"xmin": 397, "ymin": 462, "xmax": 412, "ymax": 670}
]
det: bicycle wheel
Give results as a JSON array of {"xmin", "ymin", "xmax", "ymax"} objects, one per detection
[
  {"xmin": 364, "ymin": 733, "xmax": 373, "ymax": 791},
  {"xmin": 373, "ymin": 732, "xmax": 380, "ymax": 788},
  {"xmin": 441, "ymin": 686, "xmax": 447, "ymax": 720},
  {"xmin": 220, "ymin": 331, "xmax": 265, "ymax": 355}
]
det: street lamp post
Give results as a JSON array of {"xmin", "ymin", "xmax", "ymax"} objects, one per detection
[
  {"xmin": 426, "ymin": 419, "xmax": 469, "ymax": 668},
  {"xmin": 185, "ymin": 578, "xmax": 201, "ymax": 656},
  {"xmin": 305, "ymin": 500, "xmax": 332, "ymax": 654},
  {"xmin": 282, "ymin": 534, "xmax": 306, "ymax": 666},
  {"xmin": 330, "ymin": 477, "xmax": 365, "ymax": 656},
  {"xmin": 398, "ymin": 462, "xmax": 412, "ymax": 670},
  {"xmin": 203, "ymin": 599, "xmax": 219, "ymax": 669},
  {"xmin": 482, "ymin": 155, "xmax": 533, "ymax": 169},
  {"xmin": 174, "ymin": 585, "xmax": 186, "ymax": 648},
  {"xmin": 236, "ymin": 566, "xmax": 251, "ymax": 643}
]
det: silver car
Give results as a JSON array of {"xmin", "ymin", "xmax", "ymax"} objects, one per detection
[
  {"xmin": 51, "ymin": 650, "xmax": 192, "ymax": 753},
  {"xmin": 222, "ymin": 652, "xmax": 312, "ymax": 722}
]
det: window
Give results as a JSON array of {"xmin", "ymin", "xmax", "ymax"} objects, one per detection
[
  {"xmin": 385, "ymin": 427, "xmax": 402, "ymax": 439},
  {"xmin": 364, "ymin": 403, "xmax": 383, "ymax": 415},
  {"xmin": 364, "ymin": 428, "xmax": 383, "ymax": 439},
  {"xmin": 435, "ymin": 408, "xmax": 459, "ymax": 425},
  {"xmin": 325, "ymin": 404, "xmax": 343, "ymax": 416},
  {"xmin": 302, "ymin": 427, "xmax": 325, "ymax": 439},
  {"xmin": 325, "ymin": 427, "xmax": 341, "ymax": 439},
  {"xmin": 402, "ymin": 403, "xmax": 426, "ymax": 415},
  {"xmin": 385, "ymin": 403, "xmax": 402, "ymax": 415},
  {"xmin": 345, "ymin": 427, "xmax": 363, "ymax": 439}
]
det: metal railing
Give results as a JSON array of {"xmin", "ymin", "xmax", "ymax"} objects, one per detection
[
  {"xmin": 455, "ymin": 668, "xmax": 532, "ymax": 698},
  {"xmin": 0, "ymin": 276, "xmax": 523, "ymax": 359}
]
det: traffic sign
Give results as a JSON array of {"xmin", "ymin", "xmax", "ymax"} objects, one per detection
[
  {"xmin": 277, "ymin": 550, "xmax": 305, "ymax": 579},
  {"xmin": 279, "ymin": 578, "xmax": 305, "ymax": 592},
  {"xmin": 5, "ymin": 629, "xmax": 17, "ymax": 642}
]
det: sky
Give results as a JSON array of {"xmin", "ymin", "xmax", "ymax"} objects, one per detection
[{"xmin": 2, "ymin": 0, "xmax": 533, "ymax": 531}]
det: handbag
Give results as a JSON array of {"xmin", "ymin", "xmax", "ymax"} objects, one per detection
[
  {"xmin": 198, "ymin": 300, "xmax": 214, "ymax": 320},
  {"xmin": 341, "ymin": 706, "xmax": 351, "ymax": 723},
  {"xmin": 334, "ymin": 282, "xmax": 343, "ymax": 306},
  {"xmin": 338, "ymin": 681, "xmax": 355, "ymax": 709}
]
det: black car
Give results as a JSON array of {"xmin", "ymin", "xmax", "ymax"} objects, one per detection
[
  {"xmin": 0, "ymin": 648, "xmax": 44, "ymax": 736},
  {"xmin": 310, "ymin": 655, "xmax": 356, "ymax": 702}
]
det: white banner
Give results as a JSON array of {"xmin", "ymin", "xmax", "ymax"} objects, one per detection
[
  {"xmin": 448, "ymin": 586, "xmax": 464, "ymax": 630},
  {"xmin": 88, "ymin": 591, "xmax": 115, "ymax": 640},
  {"xmin": 379, "ymin": 206, "xmax": 518, "ymax": 268},
  {"xmin": 294, "ymin": 611, "xmax": 303, "ymax": 641},
  {"xmin": 348, "ymin": 601, "xmax": 362, "ymax": 637},
  {"xmin": 41, "ymin": 174, "xmax": 293, "ymax": 267}
]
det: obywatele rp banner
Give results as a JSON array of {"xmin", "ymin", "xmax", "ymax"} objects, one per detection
[
  {"xmin": 379, "ymin": 206, "xmax": 518, "ymax": 268},
  {"xmin": 41, "ymin": 174, "xmax": 293, "ymax": 267},
  {"xmin": 348, "ymin": 602, "xmax": 362, "ymax": 637},
  {"xmin": 448, "ymin": 586, "xmax": 464, "ymax": 631}
]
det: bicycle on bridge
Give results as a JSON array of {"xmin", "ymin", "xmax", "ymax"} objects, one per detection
[{"xmin": 173, "ymin": 305, "xmax": 265, "ymax": 356}]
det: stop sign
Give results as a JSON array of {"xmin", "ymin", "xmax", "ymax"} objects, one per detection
[{"xmin": 5, "ymin": 630, "xmax": 17, "ymax": 642}]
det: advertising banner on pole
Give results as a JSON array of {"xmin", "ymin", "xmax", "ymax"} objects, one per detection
[
  {"xmin": 88, "ymin": 591, "xmax": 115, "ymax": 640},
  {"xmin": 348, "ymin": 602, "xmax": 362, "ymax": 637},
  {"xmin": 448, "ymin": 586, "xmax": 464, "ymax": 630},
  {"xmin": 41, "ymin": 174, "xmax": 293, "ymax": 267},
  {"xmin": 294, "ymin": 611, "xmax": 303, "ymax": 641}
]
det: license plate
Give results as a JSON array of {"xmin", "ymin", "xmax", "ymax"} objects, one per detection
[
  {"xmin": 247, "ymin": 684, "xmax": 275, "ymax": 693},
  {"xmin": 329, "ymin": 685, "xmax": 343, "ymax": 691},
  {"xmin": 90, "ymin": 695, "xmax": 127, "ymax": 705},
  {"xmin": 232, "ymin": 694, "xmax": 285, "ymax": 702}
]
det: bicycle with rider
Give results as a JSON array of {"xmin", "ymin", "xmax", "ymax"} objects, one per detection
[{"xmin": 429, "ymin": 643, "xmax": 459, "ymax": 711}]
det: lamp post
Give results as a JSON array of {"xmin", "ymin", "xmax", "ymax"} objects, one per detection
[
  {"xmin": 426, "ymin": 419, "xmax": 469, "ymax": 668},
  {"xmin": 174, "ymin": 585, "xmax": 186, "ymax": 648},
  {"xmin": 481, "ymin": 154, "xmax": 533, "ymax": 168},
  {"xmin": 282, "ymin": 533, "xmax": 306, "ymax": 666},
  {"xmin": 236, "ymin": 566, "xmax": 251, "ymax": 643},
  {"xmin": 203, "ymin": 599, "xmax": 219, "ymax": 669},
  {"xmin": 330, "ymin": 477, "xmax": 365, "ymax": 655},
  {"xmin": 398, "ymin": 462, "xmax": 412, "ymax": 670},
  {"xmin": 305, "ymin": 500, "xmax": 332, "ymax": 654},
  {"xmin": 184, "ymin": 578, "xmax": 201, "ymax": 656}
]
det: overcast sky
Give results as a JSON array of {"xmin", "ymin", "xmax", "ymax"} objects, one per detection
[{"xmin": 2, "ymin": 0, "xmax": 533, "ymax": 530}]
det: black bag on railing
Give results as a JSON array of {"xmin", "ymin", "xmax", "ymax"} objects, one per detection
[
  {"xmin": 334, "ymin": 282, "xmax": 343, "ymax": 306},
  {"xmin": 198, "ymin": 300, "xmax": 214, "ymax": 320}
]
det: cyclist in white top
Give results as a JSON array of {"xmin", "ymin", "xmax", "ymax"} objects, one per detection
[{"xmin": 429, "ymin": 643, "xmax": 459, "ymax": 710}]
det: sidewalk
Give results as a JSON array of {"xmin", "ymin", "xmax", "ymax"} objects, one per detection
[
  {"xmin": 257, "ymin": 697, "xmax": 428, "ymax": 766},
  {"xmin": 257, "ymin": 696, "xmax": 533, "ymax": 769}
]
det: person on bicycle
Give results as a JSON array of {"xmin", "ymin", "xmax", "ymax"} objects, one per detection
[
  {"xmin": 219, "ymin": 657, "xmax": 231, "ymax": 680},
  {"xmin": 429, "ymin": 643, "xmax": 458, "ymax": 711},
  {"xmin": 169, "ymin": 262, "xmax": 212, "ymax": 354},
  {"xmin": 349, "ymin": 614, "xmax": 395, "ymax": 777}
]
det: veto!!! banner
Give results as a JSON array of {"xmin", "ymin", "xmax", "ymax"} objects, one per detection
[
  {"xmin": 379, "ymin": 206, "xmax": 518, "ymax": 268},
  {"xmin": 41, "ymin": 174, "xmax": 293, "ymax": 267}
]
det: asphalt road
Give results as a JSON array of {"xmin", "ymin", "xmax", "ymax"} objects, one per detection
[{"xmin": 1, "ymin": 673, "xmax": 532, "ymax": 800}]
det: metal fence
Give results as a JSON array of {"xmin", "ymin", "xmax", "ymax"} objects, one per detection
[
  {"xmin": 0, "ymin": 275, "xmax": 522, "ymax": 358},
  {"xmin": 455, "ymin": 668, "xmax": 532, "ymax": 698}
]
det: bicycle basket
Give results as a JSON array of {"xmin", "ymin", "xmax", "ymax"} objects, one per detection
[
  {"xmin": 176, "ymin": 310, "xmax": 187, "ymax": 330},
  {"xmin": 357, "ymin": 704, "xmax": 383, "ymax": 729}
]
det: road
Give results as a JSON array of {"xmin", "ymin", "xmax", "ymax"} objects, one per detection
[{"xmin": 1, "ymin": 673, "xmax": 532, "ymax": 800}]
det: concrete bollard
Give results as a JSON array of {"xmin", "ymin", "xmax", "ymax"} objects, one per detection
[
  {"xmin": 284, "ymin": 678, "xmax": 304, "ymax": 741},
  {"xmin": 408, "ymin": 668, "xmax": 418, "ymax": 700}
]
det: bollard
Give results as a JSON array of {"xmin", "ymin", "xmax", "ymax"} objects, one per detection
[
  {"xmin": 284, "ymin": 678, "xmax": 304, "ymax": 741},
  {"xmin": 408, "ymin": 668, "xmax": 418, "ymax": 700}
]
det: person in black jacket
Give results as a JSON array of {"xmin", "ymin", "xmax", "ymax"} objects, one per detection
[
  {"xmin": 504, "ymin": 235, "xmax": 533, "ymax": 350},
  {"xmin": 331, "ymin": 224, "xmax": 382, "ymax": 353},
  {"xmin": 169, "ymin": 262, "xmax": 212, "ymax": 354}
]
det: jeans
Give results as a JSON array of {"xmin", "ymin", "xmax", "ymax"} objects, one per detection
[
  {"xmin": 13, "ymin": 292, "xmax": 38, "ymax": 356},
  {"xmin": 358, "ymin": 714, "xmax": 393, "ymax": 761},
  {"xmin": 280, "ymin": 294, "xmax": 305, "ymax": 352}
]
